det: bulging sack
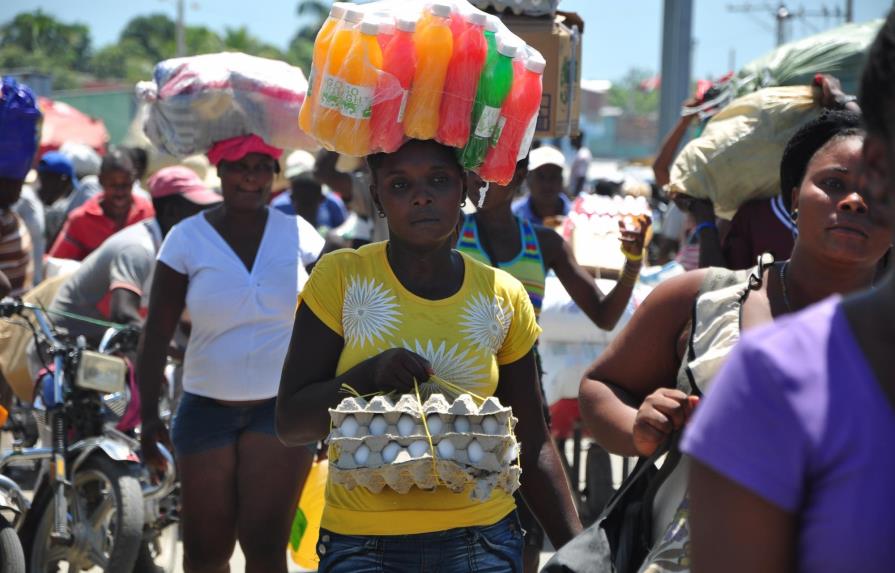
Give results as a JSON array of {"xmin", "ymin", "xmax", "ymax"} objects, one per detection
[
  {"xmin": 138, "ymin": 52, "xmax": 316, "ymax": 157},
  {"xmin": 300, "ymin": 0, "xmax": 544, "ymax": 184},
  {"xmin": 668, "ymin": 86, "xmax": 822, "ymax": 219}
]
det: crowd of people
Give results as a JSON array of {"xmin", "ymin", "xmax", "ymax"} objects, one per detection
[{"xmin": 0, "ymin": 7, "xmax": 894, "ymax": 573}]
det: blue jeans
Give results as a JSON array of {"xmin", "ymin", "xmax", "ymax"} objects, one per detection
[{"xmin": 317, "ymin": 512, "xmax": 524, "ymax": 572}]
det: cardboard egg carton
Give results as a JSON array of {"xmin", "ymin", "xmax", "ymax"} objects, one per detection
[{"xmin": 327, "ymin": 393, "xmax": 521, "ymax": 500}]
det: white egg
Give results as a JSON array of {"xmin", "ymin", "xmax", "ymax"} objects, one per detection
[
  {"xmin": 426, "ymin": 414, "xmax": 444, "ymax": 435},
  {"xmin": 467, "ymin": 439, "xmax": 484, "ymax": 463},
  {"xmin": 481, "ymin": 415, "xmax": 499, "ymax": 435},
  {"xmin": 453, "ymin": 416, "xmax": 471, "ymax": 433},
  {"xmin": 382, "ymin": 442, "xmax": 401, "ymax": 463},
  {"xmin": 354, "ymin": 444, "xmax": 370, "ymax": 465},
  {"xmin": 408, "ymin": 440, "xmax": 429, "ymax": 458},
  {"xmin": 397, "ymin": 414, "xmax": 416, "ymax": 437},
  {"xmin": 339, "ymin": 416, "xmax": 359, "ymax": 437},
  {"xmin": 369, "ymin": 415, "xmax": 388, "ymax": 436},
  {"xmin": 437, "ymin": 439, "xmax": 455, "ymax": 460},
  {"xmin": 502, "ymin": 444, "xmax": 518, "ymax": 464}
]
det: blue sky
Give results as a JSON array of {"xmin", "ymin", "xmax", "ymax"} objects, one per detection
[{"xmin": 2, "ymin": 0, "xmax": 890, "ymax": 81}]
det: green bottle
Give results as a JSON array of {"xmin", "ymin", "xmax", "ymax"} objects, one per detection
[{"xmin": 459, "ymin": 23, "xmax": 518, "ymax": 170}]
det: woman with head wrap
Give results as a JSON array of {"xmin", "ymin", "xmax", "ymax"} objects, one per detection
[
  {"xmin": 137, "ymin": 134, "xmax": 325, "ymax": 572},
  {"xmin": 577, "ymin": 109, "xmax": 892, "ymax": 572},
  {"xmin": 684, "ymin": 12, "xmax": 895, "ymax": 572}
]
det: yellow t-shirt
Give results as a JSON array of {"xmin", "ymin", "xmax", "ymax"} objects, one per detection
[{"xmin": 299, "ymin": 242, "xmax": 541, "ymax": 535}]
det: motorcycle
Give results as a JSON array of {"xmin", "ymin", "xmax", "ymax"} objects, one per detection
[{"xmin": 0, "ymin": 300, "xmax": 176, "ymax": 572}]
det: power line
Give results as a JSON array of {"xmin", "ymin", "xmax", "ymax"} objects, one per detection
[{"xmin": 726, "ymin": 2, "xmax": 847, "ymax": 47}]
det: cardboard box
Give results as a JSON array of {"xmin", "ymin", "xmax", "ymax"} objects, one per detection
[{"xmin": 503, "ymin": 11, "xmax": 583, "ymax": 138}]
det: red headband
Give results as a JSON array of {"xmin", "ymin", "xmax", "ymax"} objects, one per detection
[{"xmin": 207, "ymin": 134, "xmax": 283, "ymax": 166}]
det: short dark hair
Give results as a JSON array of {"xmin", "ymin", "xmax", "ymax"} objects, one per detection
[
  {"xmin": 100, "ymin": 147, "xmax": 136, "ymax": 177},
  {"xmin": 859, "ymin": 9, "xmax": 895, "ymax": 139},
  {"xmin": 779, "ymin": 110, "xmax": 863, "ymax": 213},
  {"xmin": 127, "ymin": 147, "xmax": 149, "ymax": 179},
  {"xmin": 366, "ymin": 139, "xmax": 462, "ymax": 186}
]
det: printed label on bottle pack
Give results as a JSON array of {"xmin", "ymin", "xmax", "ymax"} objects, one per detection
[
  {"xmin": 492, "ymin": 116, "xmax": 508, "ymax": 146},
  {"xmin": 319, "ymin": 74, "xmax": 344, "ymax": 110},
  {"xmin": 397, "ymin": 89, "xmax": 409, "ymax": 123},
  {"xmin": 474, "ymin": 105, "xmax": 502, "ymax": 138},
  {"xmin": 517, "ymin": 115, "xmax": 539, "ymax": 161},
  {"xmin": 341, "ymin": 84, "xmax": 375, "ymax": 119}
]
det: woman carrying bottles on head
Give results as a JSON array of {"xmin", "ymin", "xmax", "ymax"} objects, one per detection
[{"xmin": 277, "ymin": 138, "xmax": 582, "ymax": 572}]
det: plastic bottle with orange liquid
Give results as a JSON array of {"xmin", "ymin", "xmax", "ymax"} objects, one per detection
[{"xmin": 403, "ymin": 3, "xmax": 454, "ymax": 140}]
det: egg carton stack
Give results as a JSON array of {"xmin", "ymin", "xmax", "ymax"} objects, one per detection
[{"xmin": 328, "ymin": 394, "xmax": 520, "ymax": 501}]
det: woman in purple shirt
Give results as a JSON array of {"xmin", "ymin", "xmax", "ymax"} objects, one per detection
[{"xmin": 684, "ymin": 13, "xmax": 895, "ymax": 572}]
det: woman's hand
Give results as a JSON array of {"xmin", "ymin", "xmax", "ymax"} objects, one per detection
[
  {"xmin": 619, "ymin": 214, "xmax": 652, "ymax": 259},
  {"xmin": 370, "ymin": 348, "xmax": 434, "ymax": 394},
  {"xmin": 632, "ymin": 388, "xmax": 699, "ymax": 457},
  {"xmin": 140, "ymin": 418, "xmax": 173, "ymax": 481}
]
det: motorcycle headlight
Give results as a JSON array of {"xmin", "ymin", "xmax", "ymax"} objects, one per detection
[{"xmin": 75, "ymin": 351, "xmax": 127, "ymax": 395}]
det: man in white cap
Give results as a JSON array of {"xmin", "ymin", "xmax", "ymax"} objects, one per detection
[
  {"xmin": 512, "ymin": 145, "xmax": 571, "ymax": 226},
  {"xmin": 270, "ymin": 150, "xmax": 347, "ymax": 232}
]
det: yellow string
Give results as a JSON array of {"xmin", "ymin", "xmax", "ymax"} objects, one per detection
[
  {"xmin": 339, "ymin": 383, "xmax": 380, "ymax": 399},
  {"xmin": 413, "ymin": 378, "xmax": 445, "ymax": 487},
  {"xmin": 427, "ymin": 374, "xmax": 487, "ymax": 405}
]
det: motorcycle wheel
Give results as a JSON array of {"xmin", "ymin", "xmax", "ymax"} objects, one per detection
[
  {"xmin": 29, "ymin": 456, "xmax": 144, "ymax": 572},
  {"xmin": 0, "ymin": 516, "xmax": 25, "ymax": 573}
]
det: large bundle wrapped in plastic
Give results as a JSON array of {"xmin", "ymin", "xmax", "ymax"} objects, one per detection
[
  {"xmin": 138, "ymin": 52, "xmax": 316, "ymax": 157},
  {"xmin": 667, "ymin": 86, "xmax": 822, "ymax": 220},
  {"xmin": 0, "ymin": 76, "xmax": 42, "ymax": 180},
  {"xmin": 328, "ymin": 393, "xmax": 520, "ymax": 501},
  {"xmin": 737, "ymin": 19, "xmax": 882, "ymax": 97},
  {"xmin": 300, "ymin": 0, "xmax": 545, "ymax": 184}
]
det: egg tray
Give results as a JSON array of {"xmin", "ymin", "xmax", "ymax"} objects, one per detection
[{"xmin": 327, "ymin": 393, "xmax": 521, "ymax": 500}]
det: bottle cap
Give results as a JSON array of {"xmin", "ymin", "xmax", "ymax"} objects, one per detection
[
  {"xmin": 524, "ymin": 53, "xmax": 547, "ymax": 74},
  {"xmin": 330, "ymin": 2, "xmax": 350, "ymax": 20},
  {"xmin": 485, "ymin": 15, "xmax": 500, "ymax": 32},
  {"xmin": 344, "ymin": 8, "xmax": 365, "ymax": 24},
  {"xmin": 497, "ymin": 36, "xmax": 520, "ymax": 58},
  {"xmin": 430, "ymin": 3, "xmax": 452, "ymax": 19},
  {"xmin": 376, "ymin": 15, "xmax": 395, "ymax": 35},
  {"xmin": 360, "ymin": 20, "xmax": 380, "ymax": 36},
  {"xmin": 466, "ymin": 12, "xmax": 488, "ymax": 27},
  {"xmin": 396, "ymin": 17, "xmax": 417, "ymax": 33}
]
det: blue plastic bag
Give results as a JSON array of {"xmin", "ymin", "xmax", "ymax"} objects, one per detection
[{"xmin": 0, "ymin": 76, "xmax": 42, "ymax": 181}]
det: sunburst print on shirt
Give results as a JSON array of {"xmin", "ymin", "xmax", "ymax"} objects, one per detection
[
  {"xmin": 460, "ymin": 293, "xmax": 513, "ymax": 354},
  {"xmin": 343, "ymin": 277, "xmax": 401, "ymax": 348},
  {"xmin": 401, "ymin": 339, "xmax": 487, "ymax": 399}
]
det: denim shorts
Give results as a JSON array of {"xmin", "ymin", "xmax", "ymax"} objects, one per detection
[
  {"xmin": 316, "ymin": 512, "xmax": 524, "ymax": 572},
  {"xmin": 171, "ymin": 392, "xmax": 314, "ymax": 456}
]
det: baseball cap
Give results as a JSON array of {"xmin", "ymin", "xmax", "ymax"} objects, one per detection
[
  {"xmin": 59, "ymin": 142, "xmax": 101, "ymax": 178},
  {"xmin": 284, "ymin": 150, "xmax": 316, "ymax": 180},
  {"xmin": 527, "ymin": 146, "xmax": 566, "ymax": 172},
  {"xmin": 148, "ymin": 166, "xmax": 222, "ymax": 205},
  {"xmin": 37, "ymin": 151, "xmax": 76, "ymax": 180}
]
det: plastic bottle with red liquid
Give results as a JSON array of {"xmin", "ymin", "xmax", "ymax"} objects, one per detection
[
  {"xmin": 480, "ymin": 53, "xmax": 545, "ymax": 184},
  {"xmin": 376, "ymin": 16, "xmax": 395, "ymax": 52},
  {"xmin": 459, "ymin": 32, "xmax": 518, "ymax": 170},
  {"xmin": 437, "ymin": 11, "xmax": 488, "ymax": 148},
  {"xmin": 370, "ymin": 17, "xmax": 417, "ymax": 153}
]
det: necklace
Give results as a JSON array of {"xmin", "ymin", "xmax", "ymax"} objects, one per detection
[{"xmin": 778, "ymin": 261, "xmax": 793, "ymax": 313}]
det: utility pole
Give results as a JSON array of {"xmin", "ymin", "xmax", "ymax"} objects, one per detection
[
  {"xmin": 658, "ymin": 0, "xmax": 693, "ymax": 147},
  {"xmin": 176, "ymin": 0, "xmax": 186, "ymax": 57},
  {"xmin": 845, "ymin": 0, "xmax": 854, "ymax": 23},
  {"xmin": 727, "ymin": 2, "xmax": 845, "ymax": 47}
]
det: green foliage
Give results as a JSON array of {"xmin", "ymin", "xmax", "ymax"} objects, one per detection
[
  {"xmin": 0, "ymin": 8, "xmax": 317, "ymax": 88},
  {"xmin": 608, "ymin": 68, "xmax": 661, "ymax": 116}
]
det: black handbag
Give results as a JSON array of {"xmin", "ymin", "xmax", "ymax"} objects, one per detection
[{"xmin": 543, "ymin": 435, "xmax": 680, "ymax": 573}]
